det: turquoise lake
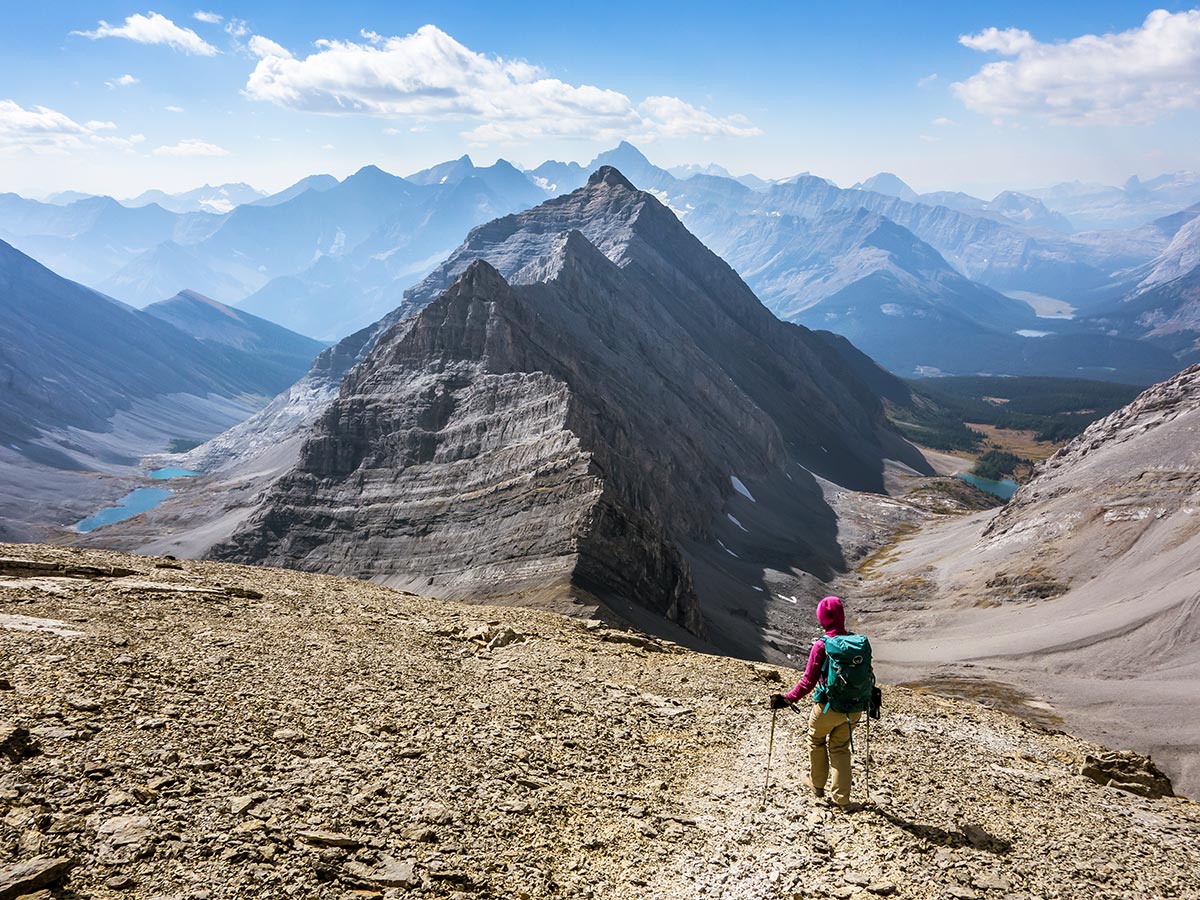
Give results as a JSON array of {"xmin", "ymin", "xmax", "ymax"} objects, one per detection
[
  {"xmin": 957, "ymin": 473, "xmax": 1019, "ymax": 500},
  {"xmin": 75, "ymin": 488, "xmax": 173, "ymax": 533},
  {"xmin": 149, "ymin": 467, "xmax": 201, "ymax": 479}
]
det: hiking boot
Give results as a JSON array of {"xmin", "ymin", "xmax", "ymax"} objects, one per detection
[{"xmin": 803, "ymin": 776, "xmax": 825, "ymax": 799}]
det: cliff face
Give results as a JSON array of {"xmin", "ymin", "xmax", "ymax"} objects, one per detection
[{"xmin": 211, "ymin": 169, "xmax": 929, "ymax": 649}]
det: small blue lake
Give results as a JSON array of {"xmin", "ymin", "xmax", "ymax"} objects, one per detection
[
  {"xmin": 149, "ymin": 467, "xmax": 200, "ymax": 479},
  {"xmin": 957, "ymin": 473, "xmax": 1019, "ymax": 500},
  {"xmin": 75, "ymin": 488, "xmax": 173, "ymax": 533}
]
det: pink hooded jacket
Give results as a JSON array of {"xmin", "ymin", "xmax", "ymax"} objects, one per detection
[{"xmin": 783, "ymin": 596, "xmax": 848, "ymax": 704}]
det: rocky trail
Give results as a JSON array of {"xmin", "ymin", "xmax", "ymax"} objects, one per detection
[{"xmin": 2, "ymin": 545, "xmax": 1198, "ymax": 900}]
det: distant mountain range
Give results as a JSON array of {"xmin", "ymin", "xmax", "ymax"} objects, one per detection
[{"xmin": 6, "ymin": 144, "xmax": 1200, "ymax": 379}]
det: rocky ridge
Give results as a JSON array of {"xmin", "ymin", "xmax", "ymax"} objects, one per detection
[
  {"xmin": 849, "ymin": 364, "xmax": 1200, "ymax": 795},
  {"xmin": 2, "ymin": 544, "xmax": 1199, "ymax": 900}
]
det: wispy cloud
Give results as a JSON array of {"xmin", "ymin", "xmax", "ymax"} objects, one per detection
[
  {"xmin": 242, "ymin": 24, "xmax": 759, "ymax": 144},
  {"xmin": 152, "ymin": 138, "xmax": 230, "ymax": 156},
  {"xmin": 106, "ymin": 74, "xmax": 140, "ymax": 89},
  {"xmin": 917, "ymin": 73, "xmax": 938, "ymax": 88},
  {"xmin": 193, "ymin": 10, "xmax": 223, "ymax": 24},
  {"xmin": 0, "ymin": 100, "xmax": 139, "ymax": 155},
  {"xmin": 955, "ymin": 10, "xmax": 1200, "ymax": 125},
  {"xmin": 931, "ymin": 117, "xmax": 954, "ymax": 127},
  {"xmin": 164, "ymin": 105, "xmax": 185, "ymax": 113},
  {"xmin": 72, "ymin": 11, "xmax": 218, "ymax": 56}
]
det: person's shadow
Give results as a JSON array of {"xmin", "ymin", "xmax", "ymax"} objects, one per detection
[{"xmin": 869, "ymin": 806, "xmax": 1013, "ymax": 854}]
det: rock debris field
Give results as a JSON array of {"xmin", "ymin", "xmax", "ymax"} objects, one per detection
[{"xmin": 1, "ymin": 545, "xmax": 1198, "ymax": 900}]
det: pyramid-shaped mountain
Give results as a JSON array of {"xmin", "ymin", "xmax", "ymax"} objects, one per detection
[{"xmin": 209, "ymin": 168, "xmax": 929, "ymax": 654}]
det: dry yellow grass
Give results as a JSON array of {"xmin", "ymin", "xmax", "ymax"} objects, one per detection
[{"xmin": 964, "ymin": 422, "xmax": 1063, "ymax": 460}]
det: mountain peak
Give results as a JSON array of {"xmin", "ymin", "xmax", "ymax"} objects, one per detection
[
  {"xmin": 348, "ymin": 164, "xmax": 394, "ymax": 182},
  {"xmin": 587, "ymin": 166, "xmax": 636, "ymax": 191},
  {"xmin": 853, "ymin": 172, "xmax": 919, "ymax": 201}
]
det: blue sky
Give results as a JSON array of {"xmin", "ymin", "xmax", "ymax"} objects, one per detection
[{"xmin": 3, "ymin": 2, "xmax": 1199, "ymax": 197}]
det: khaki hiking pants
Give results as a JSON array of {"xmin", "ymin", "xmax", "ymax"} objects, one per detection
[{"xmin": 809, "ymin": 705, "xmax": 861, "ymax": 808}]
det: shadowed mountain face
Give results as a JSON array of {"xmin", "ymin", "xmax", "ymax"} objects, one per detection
[
  {"xmin": 210, "ymin": 168, "xmax": 929, "ymax": 653},
  {"xmin": 144, "ymin": 290, "xmax": 326, "ymax": 385},
  {"xmin": 0, "ymin": 241, "xmax": 292, "ymax": 447}
]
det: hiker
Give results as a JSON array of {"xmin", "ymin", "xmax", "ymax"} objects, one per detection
[{"xmin": 770, "ymin": 596, "xmax": 874, "ymax": 810}]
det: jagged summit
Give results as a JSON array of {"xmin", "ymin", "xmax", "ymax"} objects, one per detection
[
  {"xmin": 208, "ymin": 166, "xmax": 930, "ymax": 656},
  {"xmin": 587, "ymin": 165, "xmax": 636, "ymax": 190}
]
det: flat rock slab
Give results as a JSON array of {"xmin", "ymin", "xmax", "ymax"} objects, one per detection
[
  {"xmin": 0, "ymin": 856, "xmax": 74, "ymax": 900},
  {"xmin": 0, "ymin": 614, "xmax": 84, "ymax": 637}
]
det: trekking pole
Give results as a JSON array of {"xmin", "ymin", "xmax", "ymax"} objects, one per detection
[
  {"xmin": 761, "ymin": 707, "xmax": 778, "ymax": 809},
  {"xmin": 864, "ymin": 713, "xmax": 871, "ymax": 806}
]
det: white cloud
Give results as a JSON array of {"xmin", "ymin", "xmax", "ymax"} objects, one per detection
[
  {"xmin": 243, "ymin": 24, "xmax": 759, "ymax": 143},
  {"xmin": 106, "ymin": 74, "xmax": 140, "ymax": 89},
  {"xmin": 193, "ymin": 10, "xmax": 223, "ymax": 24},
  {"xmin": 225, "ymin": 18, "xmax": 249, "ymax": 38},
  {"xmin": 959, "ymin": 27, "xmax": 1036, "ymax": 55},
  {"xmin": 917, "ymin": 73, "xmax": 938, "ymax": 88},
  {"xmin": 954, "ymin": 10, "xmax": 1200, "ymax": 125},
  {"xmin": 73, "ymin": 11, "xmax": 218, "ymax": 56},
  {"xmin": 152, "ymin": 138, "xmax": 230, "ymax": 156},
  {"xmin": 0, "ymin": 100, "xmax": 140, "ymax": 155},
  {"xmin": 919, "ymin": 134, "xmax": 939, "ymax": 143},
  {"xmin": 165, "ymin": 105, "xmax": 185, "ymax": 113},
  {"xmin": 932, "ymin": 116, "xmax": 955, "ymax": 126}
]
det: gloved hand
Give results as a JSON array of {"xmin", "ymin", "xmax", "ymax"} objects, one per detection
[{"xmin": 769, "ymin": 693, "xmax": 790, "ymax": 710}]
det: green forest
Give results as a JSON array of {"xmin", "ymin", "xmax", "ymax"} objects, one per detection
[{"xmin": 888, "ymin": 375, "xmax": 1143, "ymax": 454}]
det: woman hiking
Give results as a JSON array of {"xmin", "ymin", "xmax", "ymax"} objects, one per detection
[{"xmin": 770, "ymin": 596, "xmax": 874, "ymax": 811}]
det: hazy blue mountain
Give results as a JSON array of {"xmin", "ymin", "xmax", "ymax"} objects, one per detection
[
  {"xmin": 1086, "ymin": 212, "xmax": 1200, "ymax": 365},
  {"xmin": 409, "ymin": 155, "xmax": 548, "ymax": 209},
  {"xmin": 44, "ymin": 190, "xmax": 96, "ymax": 206},
  {"xmin": 406, "ymin": 154, "xmax": 478, "ymax": 186},
  {"xmin": 668, "ymin": 162, "xmax": 734, "ymax": 179},
  {"xmin": 144, "ymin": 290, "xmax": 325, "ymax": 379},
  {"xmin": 0, "ymin": 239, "xmax": 298, "ymax": 449},
  {"xmin": 234, "ymin": 166, "xmax": 551, "ymax": 338},
  {"xmin": 252, "ymin": 174, "xmax": 338, "ymax": 207},
  {"xmin": 125, "ymin": 182, "xmax": 266, "ymax": 214},
  {"xmin": 987, "ymin": 191, "xmax": 1074, "ymax": 233},
  {"xmin": 587, "ymin": 141, "xmax": 674, "ymax": 191},
  {"xmin": 526, "ymin": 159, "xmax": 588, "ymax": 195},
  {"xmin": 734, "ymin": 173, "xmax": 773, "ymax": 191},
  {"xmin": 1028, "ymin": 172, "xmax": 1200, "ymax": 230},
  {"xmin": 97, "ymin": 240, "xmax": 248, "ymax": 308},
  {"xmin": 852, "ymin": 173, "xmax": 919, "ymax": 202}
]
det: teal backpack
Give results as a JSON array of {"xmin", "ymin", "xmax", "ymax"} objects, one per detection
[{"xmin": 812, "ymin": 633, "xmax": 875, "ymax": 714}]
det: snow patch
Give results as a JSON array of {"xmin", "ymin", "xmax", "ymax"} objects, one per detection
[
  {"xmin": 730, "ymin": 476, "xmax": 756, "ymax": 503},
  {"xmin": 717, "ymin": 539, "xmax": 739, "ymax": 558},
  {"xmin": 880, "ymin": 303, "xmax": 905, "ymax": 317},
  {"xmin": 726, "ymin": 513, "xmax": 749, "ymax": 532},
  {"xmin": 1016, "ymin": 329, "xmax": 1052, "ymax": 338}
]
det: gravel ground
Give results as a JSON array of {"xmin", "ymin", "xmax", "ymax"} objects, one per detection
[{"xmin": 2, "ymin": 544, "xmax": 1198, "ymax": 900}]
